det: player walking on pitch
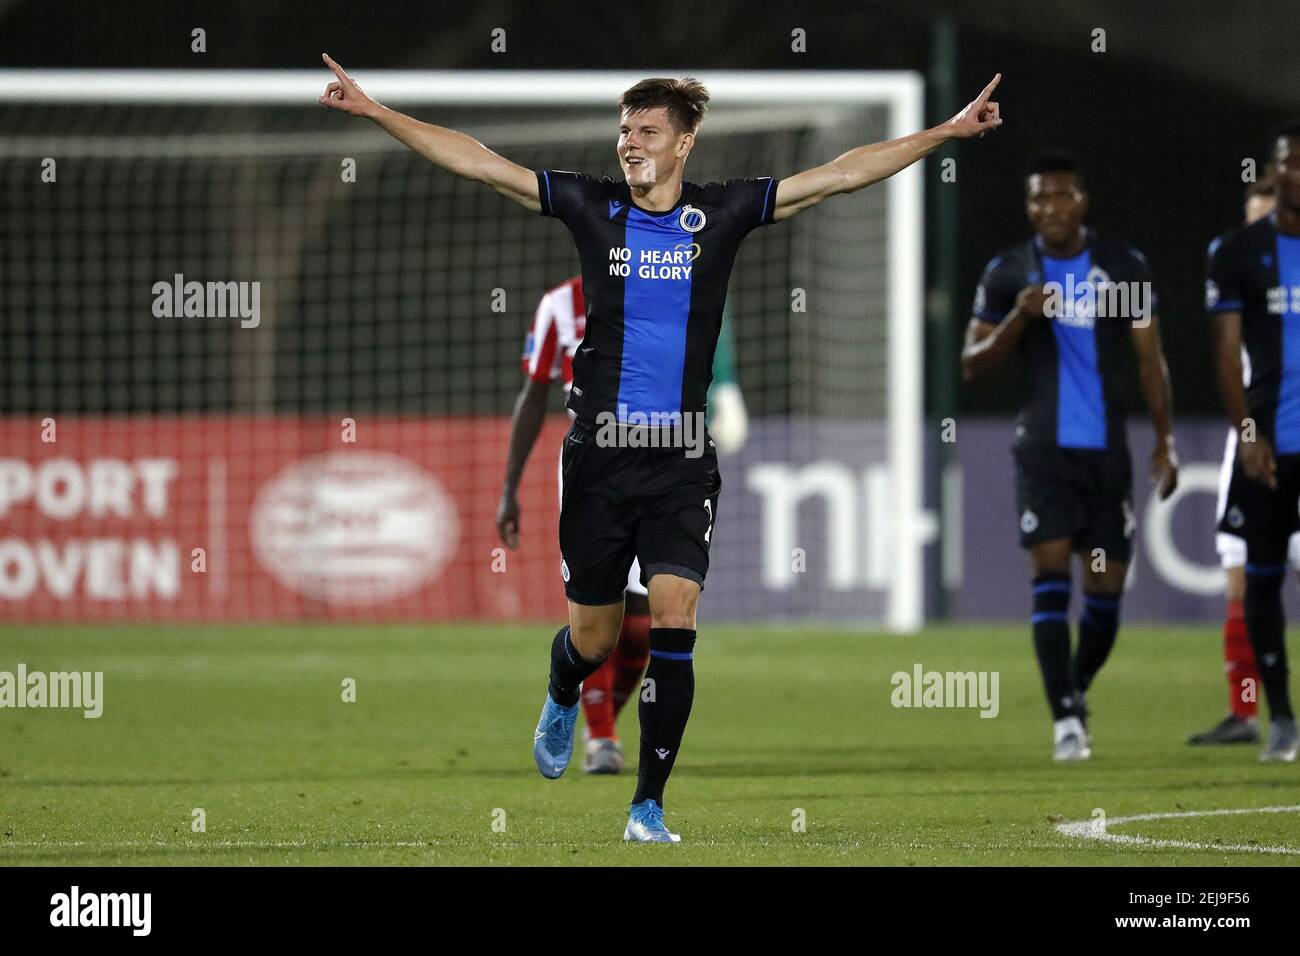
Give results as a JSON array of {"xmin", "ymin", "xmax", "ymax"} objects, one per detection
[
  {"xmin": 319, "ymin": 54, "xmax": 1003, "ymax": 840},
  {"xmin": 1190, "ymin": 167, "xmax": 1290, "ymax": 747},
  {"xmin": 1204, "ymin": 122, "xmax": 1300, "ymax": 762},
  {"xmin": 962, "ymin": 153, "xmax": 1179, "ymax": 762}
]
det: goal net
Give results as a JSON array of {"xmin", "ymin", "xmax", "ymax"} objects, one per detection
[{"xmin": 0, "ymin": 69, "xmax": 925, "ymax": 629}]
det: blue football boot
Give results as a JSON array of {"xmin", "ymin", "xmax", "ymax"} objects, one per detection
[
  {"xmin": 532, "ymin": 693, "xmax": 579, "ymax": 779},
  {"xmin": 623, "ymin": 799, "xmax": 681, "ymax": 843}
]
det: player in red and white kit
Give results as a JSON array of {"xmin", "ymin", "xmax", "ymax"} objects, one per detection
[{"xmin": 497, "ymin": 277, "xmax": 652, "ymax": 774}]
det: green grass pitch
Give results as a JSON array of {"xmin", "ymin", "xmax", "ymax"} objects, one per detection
[{"xmin": 1, "ymin": 621, "xmax": 1297, "ymax": 866}]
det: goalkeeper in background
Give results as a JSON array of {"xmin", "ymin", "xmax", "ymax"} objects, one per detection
[{"xmin": 496, "ymin": 277, "xmax": 748, "ymax": 774}]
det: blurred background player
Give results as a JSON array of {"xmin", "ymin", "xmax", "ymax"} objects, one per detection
[
  {"xmin": 1190, "ymin": 164, "xmax": 1295, "ymax": 745},
  {"xmin": 1205, "ymin": 122, "xmax": 1300, "ymax": 762},
  {"xmin": 496, "ymin": 276, "xmax": 748, "ymax": 774},
  {"xmin": 961, "ymin": 152, "xmax": 1179, "ymax": 762}
]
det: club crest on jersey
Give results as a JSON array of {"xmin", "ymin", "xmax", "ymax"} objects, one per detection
[{"xmin": 679, "ymin": 205, "xmax": 706, "ymax": 233}]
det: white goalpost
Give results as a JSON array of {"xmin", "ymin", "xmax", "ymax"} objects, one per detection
[{"xmin": 0, "ymin": 69, "xmax": 927, "ymax": 631}]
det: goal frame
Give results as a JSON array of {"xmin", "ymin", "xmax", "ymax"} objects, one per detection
[{"xmin": 2, "ymin": 68, "xmax": 927, "ymax": 632}]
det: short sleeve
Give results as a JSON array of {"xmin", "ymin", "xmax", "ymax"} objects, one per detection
[
  {"xmin": 722, "ymin": 177, "xmax": 778, "ymax": 233},
  {"xmin": 536, "ymin": 169, "xmax": 602, "ymax": 224},
  {"xmin": 1205, "ymin": 233, "xmax": 1243, "ymax": 314},
  {"xmin": 971, "ymin": 255, "xmax": 1022, "ymax": 325},
  {"xmin": 522, "ymin": 294, "xmax": 561, "ymax": 383}
]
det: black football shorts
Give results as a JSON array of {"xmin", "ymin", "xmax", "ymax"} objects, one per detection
[
  {"xmin": 1013, "ymin": 442, "xmax": 1135, "ymax": 563},
  {"xmin": 557, "ymin": 419, "xmax": 721, "ymax": 606},
  {"xmin": 1217, "ymin": 449, "xmax": 1300, "ymax": 566}
]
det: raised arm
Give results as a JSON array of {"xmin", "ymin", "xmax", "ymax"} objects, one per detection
[
  {"xmin": 772, "ymin": 74, "xmax": 1002, "ymax": 222},
  {"xmin": 318, "ymin": 53, "xmax": 539, "ymax": 212}
]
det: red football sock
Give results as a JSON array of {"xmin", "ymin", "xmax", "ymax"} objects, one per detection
[
  {"xmin": 581, "ymin": 658, "xmax": 617, "ymax": 740},
  {"xmin": 611, "ymin": 613, "xmax": 651, "ymax": 718},
  {"xmin": 1224, "ymin": 599, "xmax": 1258, "ymax": 721}
]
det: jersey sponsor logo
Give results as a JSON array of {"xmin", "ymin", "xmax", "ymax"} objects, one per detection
[
  {"xmin": 1266, "ymin": 285, "xmax": 1300, "ymax": 315},
  {"xmin": 607, "ymin": 245, "xmax": 695, "ymax": 281},
  {"xmin": 1020, "ymin": 509, "xmax": 1039, "ymax": 534},
  {"xmin": 678, "ymin": 204, "xmax": 706, "ymax": 233}
]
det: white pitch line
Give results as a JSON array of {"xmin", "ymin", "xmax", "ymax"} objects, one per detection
[{"xmin": 1055, "ymin": 804, "xmax": 1300, "ymax": 856}]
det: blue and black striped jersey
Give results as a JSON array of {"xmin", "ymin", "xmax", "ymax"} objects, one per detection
[
  {"xmin": 1206, "ymin": 214, "xmax": 1300, "ymax": 453},
  {"xmin": 536, "ymin": 169, "xmax": 776, "ymax": 425},
  {"xmin": 972, "ymin": 232, "xmax": 1156, "ymax": 451}
]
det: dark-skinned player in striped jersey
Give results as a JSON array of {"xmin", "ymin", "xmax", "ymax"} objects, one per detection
[
  {"xmin": 319, "ymin": 54, "xmax": 1003, "ymax": 841},
  {"xmin": 962, "ymin": 153, "xmax": 1178, "ymax": 762},
  {"xmin": 1189, "ymin": 166, "xmax": 1283, "ymax": 748},
  {"xmin": 1205, "ymin": 121, "xmax": 1300, "ymax": 762}
]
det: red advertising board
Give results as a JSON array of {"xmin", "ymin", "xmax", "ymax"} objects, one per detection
[{"xmin": 0, "ymin": 417, "xmax": 570, "ymax": 622}]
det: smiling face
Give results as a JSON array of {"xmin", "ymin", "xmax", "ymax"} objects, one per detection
[
  {"xmin": 1026, "ymin": 171, "xmax": 1088, "ymax": 250},
  {"xmin": 618, "ymin": 106, "xmax": 693, "ymax": 187}
]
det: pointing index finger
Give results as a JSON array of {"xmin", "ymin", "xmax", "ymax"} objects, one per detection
[
  {"xmin": 322, "ymin": 53, "xmax": 350, "ymax": 84},
  {"xmin": 976, "ymin": 73, "xmax": 1002, "ymax": 103}
]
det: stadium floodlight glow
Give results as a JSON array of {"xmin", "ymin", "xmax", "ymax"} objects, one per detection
[{"xmin": 1, "ymin": 68, "xmax": 926, "ymax": 632}]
